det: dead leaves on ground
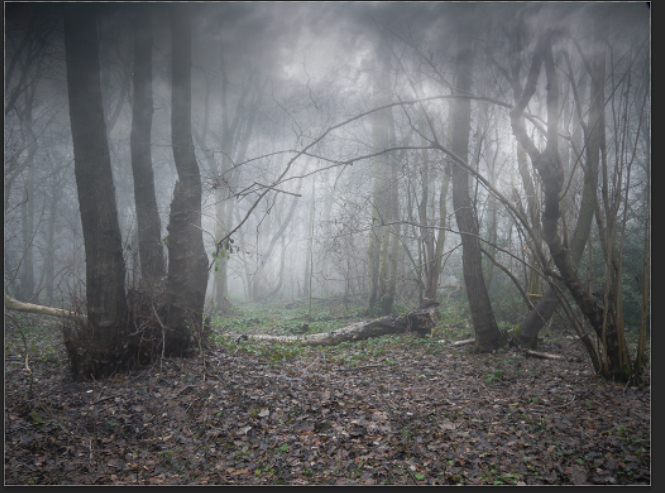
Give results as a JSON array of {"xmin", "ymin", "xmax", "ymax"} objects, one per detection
[{"xmin": 4, "ymin": 329, "xmax": 650, "ymax": 485}]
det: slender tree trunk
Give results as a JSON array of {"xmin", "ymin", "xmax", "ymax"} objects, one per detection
[
  {"xmin": 303, "ymin": 177, "xmax": 315, "ymax": 300},
  {"xmin": 516, "ymin": 17, "xmax": 602, "ymax": 348},
  {"xmin": 382, "ymin": 155, "xmax": 399, "ymax": 314},
  {"xmin": 370, "ymin": 39, "xmax": 396, "ymax": 315},
  {"xmin": 428, "ymin": 166, "xmax": 451, "ymax": 299},
  {"xmin": 130, "ymin": 6, "xmax": 165, "ymax": 284},
  {"xmin": 44, "ymin": 174, "xmax": 61, "ymax": 305},
  {"xmin": 164, "ymin": 5, "xmax": 209, "ymax": 348},
  {"xmin": 17, "ymin": 83, "xmax": 39, "ymax": 302},
  {"xmin": 486, "ymin": 128, "xmax": 501, "ymax": 291},
  {"xmin": 418, "ymin": 104, "xmax": 436, "ymax": 300},
  {"xmin": 450, "ymin": 18, "xmax": 503, "ymax": 353},
  {"xmin": 380, "ymin": 78, "xmax": 399, "ymax": 315},
  {"xmin": 635, "ymin": 100, "xmax": 650, "ymax": 372},
  {"xmin": 63, "ymin": 4, "xmax": 128, "ymax": 358},
  {"xmin": 510, "ymin": 30, "xmax": 625, "ymax": 380},
  {"xmin": 19, "ymin": 159, "xmax": 34, "ymax": 301},
  {"xmin": 209, "ymin": 67, "xmax": 261, "ymax": 310}
]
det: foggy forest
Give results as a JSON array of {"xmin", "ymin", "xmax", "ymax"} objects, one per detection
[{"xmin": 5, "ymin": 2, "xmax": 649, "ymax": 485}]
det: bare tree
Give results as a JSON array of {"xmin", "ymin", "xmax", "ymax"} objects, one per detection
[
  {"xmin": 449, "ymin": 13, "xmax": 503, "ymax": 352},
  {"xmin": 129, "ymin": 5, "xmax": 165, "ymax": 284},
  {"xmin": 162, "ymin": 4, "xmax": 210, "ymax": 347},
  {"xmin": 62, "ymin": 4, "xmax": 129, "ymax": 376}
]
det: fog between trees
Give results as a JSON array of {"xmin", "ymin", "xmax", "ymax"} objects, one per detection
[{"xmin": 5, "ymin": 3, "xmax": 650, "ymax": 380}]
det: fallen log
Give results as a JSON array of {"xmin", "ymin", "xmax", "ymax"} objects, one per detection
[
  {"xmin": 448, "ymin": 328, "xmax": 516, "ymax": 348},
  {"xmin": 218, "ymin": 299, "xmax": 439, "ymax": 347},
  {"xmin": 449, "ymin": 338, "xmax": 475, "ymax": 347},
  {"xmin": 5, "ymin": 293, "xmax": 81, "ymax": 321},
  {"xmin": 525, "ymin": 350, "xmax": 562, "ymax": 360}
]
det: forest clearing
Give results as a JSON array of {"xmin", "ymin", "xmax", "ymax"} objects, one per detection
[{"xmin": 4, "ymin": 301, "xmax": 650, "ymax": 485}]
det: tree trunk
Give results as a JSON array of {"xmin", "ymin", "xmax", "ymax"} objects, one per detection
[
  {"xmin": 509, "ymin": 30, "xmax": 626, "ymax": 381},
  {"xmin": 370, "ymin": 39, "xmax": 396, "ymax": 315},
  {"xmin": 483, "ymin": 127, "xmax": 500, "ymax": 291},
  {"xmin": 381, "ymin": 97, "xmax": 399, "ymax": 315},
  {"xmin": 252, "ymin": 179, "xmax": 303, "ymax": 301},
  {"xmin": 449, "ymin": 17, "xmax": 503, "ymax": 353},
  {"xmin": 63, "ymin": 4, "xmax": 128, "ymax": 375},
  {"xmin": 303, "ymin": 177, "xmax": 315, "ymax": 301},
  {"xmin": 164, "ymin": 5, "xmax": 209, "ymax": 349},
  {"xmin": 130, "ymin": 6, "xmax": 165, "ymax": 284},
  {"xmin": 44, "ymin": 170, "xmax": 62, "ymax": 305},
  {"xmin": 515, "ymin": 27, "xmax": 601, "ymax": 349},
  {"xmin": 223, "ymin": 300, "xmax": 439, "ymax": 347},
  {"xmin": 17, "ymin": 83, "xmax": 38, "ymax": 302},
  {"xmin": 18, "ymin": 156, "xmax": 34, "ymax": 302},
  {"xmin": 418, "ymin": 94, "xmax": 449, "ymax": 303},
  {"xmin": 635, "ymin": 71, "xmax": 650, "ymax": 375}
]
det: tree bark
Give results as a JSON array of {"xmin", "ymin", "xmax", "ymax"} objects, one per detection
[
  {"xmin": 130, "ymin": 6, "xmax": 165, "ymax": 284},
  {"xmin": 164, "ymin": 5, "xmax": 209, "ymax": 348},
  {"xmin": 63, "ymin": 4, "xmax": 128, "ymax": 351},
  {"xmin": 449, "ymin": 16, "xmax": 503, "ymax": 353}
]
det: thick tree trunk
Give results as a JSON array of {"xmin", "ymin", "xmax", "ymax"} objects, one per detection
[
  {"xmin": 450, "ymin": 18, "xmax": 503, "ymax": 353},
  {"xmin": 63, "ymin": 5, "xmax": 128, "ymax": 354},
  {"xmin": 130, "ymin": 6, "xmax": 165, "ymax": 284},
  {"xmin": 222, "ymin": 300, "xmax": 439, "ymax": 347},
  {"xmin": 164, "ymin": 5, "xmax": 209, "ymax": 349}
]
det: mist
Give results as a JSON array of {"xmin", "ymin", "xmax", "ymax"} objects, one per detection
[{"xmin": 5, "ymin": 2, "xmax": 650, "ymax": 315}]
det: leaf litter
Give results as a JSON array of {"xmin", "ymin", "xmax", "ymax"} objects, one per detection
[{"xmin": 4, "ymin": 317, "xmax": 650, "ymax": 485}]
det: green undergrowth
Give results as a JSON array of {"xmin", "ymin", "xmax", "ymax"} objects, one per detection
[
  {"xmin": 4, "ymin": 314, "xmax": 66, "ymax": 370},
  {"xmin": 210, "ymin": 301, "xmax": 358, "ymax": 336}
]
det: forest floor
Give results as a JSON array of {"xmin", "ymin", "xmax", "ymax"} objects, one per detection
[{"xmin": 4, "ymin": 304, "xmax": 650, "ymax": 485}]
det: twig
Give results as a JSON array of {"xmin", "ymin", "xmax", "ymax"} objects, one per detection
[
  {"xmin": 166, "ymin": 358, "xmax": 182, "ymax": 372},
  {"xmin": 382, "ymin": 462, "xmax": 399, "ymax": 483},
  {"xmin": 406, "ymin": 466, "xmax": 419, "ymax": 485},
  {"xmin": 92, "ymin": 396, "xmax": 115, "ymax": 406},
  {"xmin": 151, "ymin": 303, "xmax": 167, "ymax": 373},
  {"xmin": 563, "ymin": 329, "xmax": 595, "ymax": 346}
]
